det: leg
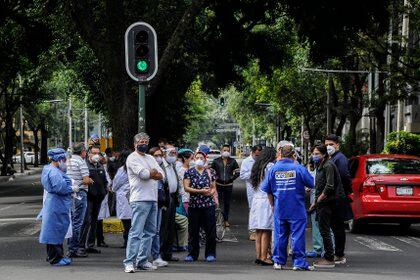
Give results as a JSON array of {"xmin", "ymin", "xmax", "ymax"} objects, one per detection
[
  {"xmin": 331, "ymin": 202, "xmax": 346, "ymax": 258},
  {"xmin": 121, "ymin": 219, "xmax": 132, "ymax": 247},
  {"xmin": 273, "ymin": 217, "xmax": 289, "ymax": 265},
  {"xmin": 188, "ymin": 208, "xmax": 201, "ymax": 260},
  {"xmin": 317, "ymin": 206, "xmax": 334, "ymax": 261},
  {"xmin": 136, "ymin": 202, "xmax": 158, "ymax": 266},
  {"xmin": 87, "ymin": 199, "xmax": 102, "ymax": 249},
  {"xmin": 261, "ymin": 230, "xmax": 273, "ymax": 263},
  {"xmin": 174, "ymin": 213, "xmax": 189, "ymax": 247},
  {"xmin": 216, "ymin": 186, "xmax": 224, "ymax": 220},
  {"xmin": 96, "ymin": 220, "xmax": 104, "ymax": 245},
  {"xmin": 123, "ymin": 202, "xmax": 149, "ymax": 266},
  {"xmin": 161, "ymin": 195, "xmax": 177, "ymax": 260},
  {"xmin": 47, "ymin": 244, "xmax": 64, "ymax": 264},
  {"xmin": 290, "ymin": 219, "xmax": 310, "ymax": 269},
  {"xmin": 78, "ymin": 198, "xmax": 93, "ymax": 251},
  {"xmin": 223, "ymin": 186, "xmax": 233, "ymax": 223},
  {"xmin": 255, "ymin": 230, "xmax": 262, "ymax": 260},
  {"xmin": 151, "ymin": 207, "xmax": 163, "ymax": 260},
  {"xmin": 203, "ymin": 206, "xmax": 216, "ymax": 258},
  {"xmin": 68, "ymin": 191, "xmax": 88, "ymax": 254}
]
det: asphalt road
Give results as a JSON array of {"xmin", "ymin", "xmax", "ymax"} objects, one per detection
[{"xmin": 0, "ymin": 172, "xmax": 419, "ymax": 280}]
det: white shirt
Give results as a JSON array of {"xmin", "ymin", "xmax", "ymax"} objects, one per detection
[
  {"xmin": 126, "ymin": 151, "xmax": 165, "ymax": 203},
  {"xmin": 240, "ymin": 155, "xmax": 255, "ymax": 189},
  {"xmin": 163, "ymin": 159, "xmax": 178, "ymax": 194}
]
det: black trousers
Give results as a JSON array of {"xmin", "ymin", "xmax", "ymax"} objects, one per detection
[
  {"xmin": 121, "ymin": 219, "xmax": 131, "ymax": 246},
  {"xmin": 79, "ymin": 197, "xmax": 102, "ymax": 250},
  {"xmin": 216, "ymin": 185, "xmax": 233, "ymax": 222},
  {"xmin": 160, "ymin": 193, "xmax": 177, "ymax": 259},
  {"xmin": 317, "ymin": 201, "xmax": 346, "ymax": 261},
  {"xmin": 96, "ymin": 220, "xmax": 104, "ymax": 244},
  {"xmin": 188, "ymin": 206, "xmax": 216, "ymax": 260},
  {"xmin": 46, "ymin": 244, "xmax": 64, "ymax": 264}
]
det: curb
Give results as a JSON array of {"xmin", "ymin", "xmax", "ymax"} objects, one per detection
[
  {"xmin": 103, "ymin": 218, "xmax": 124, "ymax": 233},
  {"xmin": 0, "ymin": 167, "xmax": 43, "ymax": 183}
]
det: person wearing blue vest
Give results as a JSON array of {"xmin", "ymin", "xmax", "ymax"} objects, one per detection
[{"xmin": 261, "ymin": 142, "xmax": 315, "ymax": 271}]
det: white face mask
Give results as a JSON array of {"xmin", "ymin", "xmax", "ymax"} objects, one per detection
[
  {"xmin": 327, "ymin": 145, "xmax": 336, "ymax": 156},
  {"xmin": 59, "ymin": 161, "xmax": 67, "ymax": 172},
  {"xmin": 166, "ymin": 155, "xmax": 177, "ymax": 164},
  {"xmin": 195, "ymin": 159, "xmax": 204, "ymax": 168},
  {"xmin": 222, "ymin": 151, "xmax": 230, "ymax": 158},
  {"xmin": 155, "ymin": 156, "xmax": 163, "ymax": 165},
  {"xmin": 91, "ymin": 154, "xmax": 100, "ymax": 163}
]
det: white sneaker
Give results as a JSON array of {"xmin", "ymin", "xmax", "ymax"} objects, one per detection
[
  {"xmin": 137, "ymin": 261, "xmax": 157, "ymax": 271},
  {"xmin": 293, "ymin": 266, "xmax": 315, "ymax": 271},
  {"xmin": 153, "ymin": 258, "xmax": 168, "ymax": 267},
  {"xmin": 124, "ymin": 263, "xmax": 135, "ymax": 273},
  {"xmin": 273, "ymin": 263, "xmax": 283, "ymax": 270},
  {"xmin": 335, "ymin": 256, "xmax": 347, "ymax": 265}
]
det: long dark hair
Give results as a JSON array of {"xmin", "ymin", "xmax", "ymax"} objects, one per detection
[
  {"xmin": 313, "ymin": 144, "xmax": 329, "ymax": 167},
  {"xmin": 251, "ymin": 147, "xmax": 276, "ymax": 190},
  {"xmin": 119, "ymin": 149, "xmax": 131, "ymax": 171}
]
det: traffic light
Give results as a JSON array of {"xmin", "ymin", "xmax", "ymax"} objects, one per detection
[
  {"xmin": 125, "ymin": 22, "xmax": 158, "ymax": 82},
  {"xmin": 219, "ymin": 97, "xmax": 225, "ymax": 107}
]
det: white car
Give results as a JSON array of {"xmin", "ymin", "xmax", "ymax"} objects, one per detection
[
  {"xmin": 13, "ymin": 152, "xmax": 38, "ymax": 164},
  {"xmin": 207, "ymin": 150, "xmax": 221, "ymax": 165}
]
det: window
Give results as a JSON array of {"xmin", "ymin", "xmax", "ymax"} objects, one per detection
[{"xmin": 366, "ymin": 158, "xmax": 420, "ymax": 175}]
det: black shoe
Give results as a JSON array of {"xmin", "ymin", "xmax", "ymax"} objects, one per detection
[
  {"xmin": 68, "ymin": 251, "xmax": 88, "ymax": 258},
  {"xmin": 97, "ymin": 241, "xmax": 109, "ymax": 248},
  {"xmin": 163, "ymin": 256, "xmax": 179, "ymax": 262},
  {"xmin": 86, "ymin": 248, "xmax": 101, "ymax": 254},
  {"xmin": 255, "ymin": 259, "xmax": 262, "ymax": 265},
  {"xmin": 259, "ymin": 260, "xmax": 274, "ymax": 266}
]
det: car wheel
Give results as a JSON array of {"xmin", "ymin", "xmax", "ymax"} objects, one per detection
[
  {"xmin": 348, "ymin": 219, "xmax": 363, "ymax": 233},
  {"xmin": 399, "ymin": 222, "xmax": 411, "ymax": 232}
]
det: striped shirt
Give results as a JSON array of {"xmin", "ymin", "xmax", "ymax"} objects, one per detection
[{"xmin": 67, "ymin": 154, "xmax": 90, "ymax": 191}]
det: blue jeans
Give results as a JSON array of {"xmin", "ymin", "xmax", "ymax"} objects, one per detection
[
  {"xmin": 68, "ymin": 190, "xmax": 88, "ymax": 254},
  {"xmin": 151, "ymin": 207, "xmax": 163, "ymax": 260},
  {"xmin": 310, "ymin": 189, "xmax": 324, "ymax": 255},
  {"xmin": 123, "ymin": 201, "xmax": 157, "ymax": 266}
]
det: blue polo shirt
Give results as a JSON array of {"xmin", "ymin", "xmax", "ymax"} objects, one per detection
[{"xmin": 260, "ymin": 158, "xmax": 314, "ymax": 220}]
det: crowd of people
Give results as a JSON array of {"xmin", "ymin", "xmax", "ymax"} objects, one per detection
[{"xmin": 38, "ymin": 132, "xmax": 353, "ymax": 272}]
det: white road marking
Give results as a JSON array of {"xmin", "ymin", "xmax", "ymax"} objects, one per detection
[
  {"xmin": 14, "ymin": 222, "xmax": 41, "ymax": 236},
  {"xmin": 354, "ymin": 236, "xmax": 402, "ymax": 252},
  {"xmin": 393, "ymin": 236, "xmax": 420, "ymax": 248},
  {"xmin": 0, "ymin": 217, "xmax": 36, "ymax": 223},
  {"xmin": 0, "ymin": 202, "xmax": 25, "ymax": 212}
]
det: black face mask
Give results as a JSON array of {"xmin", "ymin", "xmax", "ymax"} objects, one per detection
[{"xmin": 137, "ymin": 144, "xmax": 149, "ymax": 153}]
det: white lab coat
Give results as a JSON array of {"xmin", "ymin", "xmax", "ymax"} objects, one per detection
[
  {"xmin": 112, "ymin": 167, "xmax": 132, "ymax": 219},
  {"xmin": 240, "ymin": 155, "xmax": 255, "ymax": 208}
]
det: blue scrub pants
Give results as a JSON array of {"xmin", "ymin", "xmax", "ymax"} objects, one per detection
[{"xmin": 273, "ymin": 217, "xmax": 310, "ymax": 269}]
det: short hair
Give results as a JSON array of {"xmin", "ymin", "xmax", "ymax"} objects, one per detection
[
  {"xmin": 72, "ymin": 142, "xmax": 85, "ymax": 155},
  {"xmin": 251, "ymin": 145, "xmax": 263, "ymax": 153},
  {"xmin": 133, "ymin": 132, "xmax": 150, "ymax": 143},
  {"xmin": 222, "ymin": 144, "xmax": 230, "ymax": 149},
  {"xmin": 325, "ymin": 134, "xmax": 339, "ymax": 144},
  {"xmin": 276, "ymin": 140, "xmax": 294, "ymax": 151},
  {"xmin": 148, "ymin": 146, "xmax": 161, "ymax": 155},
  {"xmin": 281, "ymin": 145, "xmax": 295, "ymax": 158},
  {"xmin": 88, "ymin": 146, "xmax": 100, "ymax": 154},
  {"xmin": 105, "ymin": 147, "xmax": 112, "ymax": 155},
  {"xmin": 158, "ymin": 138, "xmax": 167, "ymax": 144}
]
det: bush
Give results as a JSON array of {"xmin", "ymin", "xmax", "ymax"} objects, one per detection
[{"xmin": 384, "ymin": 131, "xmax": 420, "ymax": 156}]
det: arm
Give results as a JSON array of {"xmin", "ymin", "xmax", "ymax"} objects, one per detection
[
  {"xmin": 301, "ymin": 167, "xmax": 315, "ymax": 189},
  {"xmin": 318, "ymin": 164, "xmax": 335, "ymax": 203},
  {"xmin": 268, "ymin": 193, "xmax": 274, "ymax": 208},
  {"xmin": 79, "ymin": 161, "xmax": 93, "ymax": 185},
  {"xmin": 336, "ymin": 156, "xmax": 352, "ymax": 192},
  {"xmin": 47, "ymin": 171, "xmax": 73, "ymax": 195},
  {"xmin": 239, "ymin": 158, "xmax": 251, "ymax": 180},
  {"xmin": 128, "ymin": 156, "xmax": 151, "ymax": 180},
  {"xmin": 112, "ymin": 168, "xmax": 124, "ymax": 192},
  {"xmin": 231, "ymin": 159, "xmax": 240, "ymax": 181},
  {"xmin": 183, "ymin": 178, "xmax": 204, "ymax": 194}
]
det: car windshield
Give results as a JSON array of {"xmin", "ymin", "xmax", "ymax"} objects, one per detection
[{"xmin": 366, "ymin": 158, "xmax": 420, "ymax": 175}]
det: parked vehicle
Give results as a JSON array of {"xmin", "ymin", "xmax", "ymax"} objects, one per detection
[
  {"xmin": 348, "ymin": 154, "xmax": 420, "ymax": 233},
  {"xmin": 207, "ymin": 149, "xmax": 221, "ymax": 165},
  {"xmin": 13, "ymin": 152, "xmax": 38, "ymax": 165}
]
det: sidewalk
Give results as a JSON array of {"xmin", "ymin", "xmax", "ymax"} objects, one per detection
[{"xmin": 0, "ymin": 166, "xmax": 43, "ymax": 183}]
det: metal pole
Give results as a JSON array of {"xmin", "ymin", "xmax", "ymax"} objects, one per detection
[
  {"xmin": 138, "ymin": 84, "xmax": 146, "ymax": 133},
  {"xmin": 68, "ymin": 96, "xmax": 72, "ymax": 148},
  {"xmin": 18, "ymin": 74, "xmax": 24, "ymax": 173},
  {"xmin": 326, "ymin": 74, "xmax": 331, "ymax": 134},
  {"xmin": 384, "ymin": 12, "xmax": 393, "ymax": 145},
  {"xmin": 84, "ymin": 97, "xmax": 88, "ymax": 148},
  {"xmin": 252, "ymin": 118, "xmax": 256, "ymax": 146}
]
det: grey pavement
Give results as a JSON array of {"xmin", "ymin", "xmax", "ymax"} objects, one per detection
[{"xmin": 0, "ymin": 172, "xmax": 419, "ymax": 279}]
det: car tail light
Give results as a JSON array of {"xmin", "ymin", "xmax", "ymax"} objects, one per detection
[{"xmin": 361, "ymin": 178, "xmax": 378, "ymax": 193}]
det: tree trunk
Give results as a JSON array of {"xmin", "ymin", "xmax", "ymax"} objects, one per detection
[
  {"xmin": 40, "ymin": 122, "xmax": 48, "ymax": 164},
  {"xmin": 348, "ymin": 116, "xmax": 359, "ymax": 156},
  {"xmin": 1, "ymin": 110, "xmax": 15, "ymax": 176},
  {"xmin": 33, "ymin": 128, "xmax": 40, "ymax": 167}
]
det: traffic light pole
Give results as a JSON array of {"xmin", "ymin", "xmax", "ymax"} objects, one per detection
[{"xmin": 138, "ymin": 83, "xmax": 146, "ymax": 133}]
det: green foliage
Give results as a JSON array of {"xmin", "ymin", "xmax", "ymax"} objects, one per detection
[
  {"xmin": 384, "ymin": 132, "xmax": 420, "ymax": 156},
  {"xmin": 341, "ymin": 129, "xmax": 370, "ymax": 157}
]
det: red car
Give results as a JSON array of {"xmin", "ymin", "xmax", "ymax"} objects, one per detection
[{"xmin": 348, "ymin": 154, "xmax": 420, "ymax": 232}]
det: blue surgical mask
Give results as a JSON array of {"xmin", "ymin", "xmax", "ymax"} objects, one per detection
[
  {"xmin": 166, "ymin": 155, "xmax": 177, "ymax": 164},
  {"xmin": 312, "ymin": 155, "xmax": 322, "ymax": 165}
]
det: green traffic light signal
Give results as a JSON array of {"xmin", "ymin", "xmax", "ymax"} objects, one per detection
[
  {"xmin": 136, "ymin": 60, "xmax": 149, "ymax": 73},
  {"xmin": 220, "ymin": 97, "xmax": 225, "ymax": 106}
]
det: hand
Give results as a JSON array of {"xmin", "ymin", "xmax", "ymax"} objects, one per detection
[
  {"xmin": 309, "ymin": 203, "xmax": 316, "ymax": 212},
  {"xmin": 89, "ymin": 178, "xmax": 94, "ymax": 185},
  {"xmin": 317, "ymin": 193, "xmax": 326, "ymax": 204},
  {"xmin": 71, "ymin": 185, "xmax": 80, "ymax": 193},
  {"xmin": 201, "ymin": 187, "xmax": 212, "ymax": 196},
  {"xmin": 305, "ymin": 187, "xmax": 311, "ymax": 193},
  {"xmin": 150, "ymin": 169, "xmax": 159, "ymax": 179}
]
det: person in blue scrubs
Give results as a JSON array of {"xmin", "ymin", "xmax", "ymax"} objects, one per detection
[
  {"xmin": 261, "ymin": 143, "xmax": 314, "ymax": 271},
  {"xmin": 39, "ymin": 148, "xmax": 76, "ymax": 266}
]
